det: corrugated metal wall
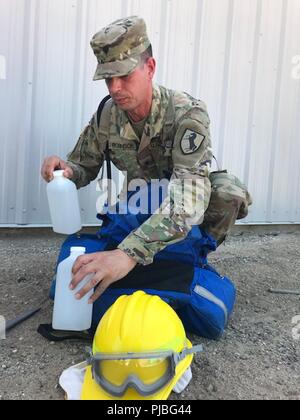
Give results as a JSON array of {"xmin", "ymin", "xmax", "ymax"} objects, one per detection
[{"xmin": 1, "ymin": 0, "xmax": 300, "ymax": 226}]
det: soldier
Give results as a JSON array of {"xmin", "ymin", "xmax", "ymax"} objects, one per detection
[{"xmin": 41, "ymin": 16, "xmax": 252, "ymax": 305}]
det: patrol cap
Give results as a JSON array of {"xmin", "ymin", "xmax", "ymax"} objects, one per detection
[{"xmin": 90, "ymin": 16, "xmax": 151, "ymax": 81}]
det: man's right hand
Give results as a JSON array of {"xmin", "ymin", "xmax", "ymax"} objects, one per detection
[{"xmin": 41, "ymin": 156, "xmax": 74, "ymax": 182}]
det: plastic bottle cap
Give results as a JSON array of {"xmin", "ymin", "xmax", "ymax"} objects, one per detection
[
  {"xmin": 53, "ymin": 170, "xmax": 65, "ymax": 177},
  {"xmin": 70, "ymin": 247, "xmax": 86, "ymax": 254}
]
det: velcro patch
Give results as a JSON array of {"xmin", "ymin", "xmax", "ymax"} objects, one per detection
[{"xmin": 180, "ymin": 130, "xmax": 205, "ymax": 155}]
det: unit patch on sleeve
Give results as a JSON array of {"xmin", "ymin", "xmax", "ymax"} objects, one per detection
[{"xmin": 180, "ymin": 129, "xmax": 205, "ymax": 155}]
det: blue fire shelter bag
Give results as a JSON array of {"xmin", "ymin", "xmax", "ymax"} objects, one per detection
[{"xmin": 50, "ymin": 187, "xmax": 236, "ymax": 340}]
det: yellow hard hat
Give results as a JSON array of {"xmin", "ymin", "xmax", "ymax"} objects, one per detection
[{"xmin": 81, "ymin": 291, "xmax": 202, "ymax": 400}]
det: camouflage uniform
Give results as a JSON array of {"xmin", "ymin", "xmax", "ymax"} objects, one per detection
[{"xmin": 66, "ymin": 16, "xmax": 252, "ymax": 265}]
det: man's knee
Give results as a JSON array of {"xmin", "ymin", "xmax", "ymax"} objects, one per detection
[
  {"xmin": 237, "ymin": 190, "xmax": 253, "ymax": 219},
  {"xmin": 209, "ymin": 171, "xmax": 252, "ymax": 220},
  {"xmin": 201, "ymin": 171, "xmax": 252, "ymax": 244}
]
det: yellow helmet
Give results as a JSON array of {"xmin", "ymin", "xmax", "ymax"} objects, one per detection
[{"xmin": 81, "ymin": 291, "xmax": 202, "ymax": 400}]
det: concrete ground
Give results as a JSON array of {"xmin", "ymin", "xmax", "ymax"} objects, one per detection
[{"xmin": 0, "ymin": 227, "xmax": 299, "ymax": 400}]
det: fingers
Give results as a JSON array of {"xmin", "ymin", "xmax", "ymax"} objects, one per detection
[
  {"xmin": 41, "ymin": 156, "xmax": 73, "ymax": 182},
  {"xmin": 70, "ymin": 250, "xmax": 134, "ymax": 303},
  {"xmin": 60, "ymin": 160, "xmax": 74, "ymax": 179},
  {"xmin": 89, "ymin": 279, "xmax": 110, "ymax": 303},
  {"xmin": 72, "ymin": 254, "xmax": 96, "ymax": 276},
  {"xmin": 63, "ymin": 166, "xmax": 74, "ymax": 179},
  {"xmin": 70, "ymin": 264, "xmax": 97, "ymax": 292},
  {"xmin": 41, "ymin": 156, "xmax": 60, "ymax": 182},
  {"xmin": 74, "ymin": 272, "xmax": 107, "ymax": 302},
  {"xmin": 41, "ymin": 157, "xmax": 56, "ymax": 182}
]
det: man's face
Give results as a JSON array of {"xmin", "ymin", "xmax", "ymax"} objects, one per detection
[{"xmin": 105, "ymin": 58, "xmax": 156, "ymax": 112}]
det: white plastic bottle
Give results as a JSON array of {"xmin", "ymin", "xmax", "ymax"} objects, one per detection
[
  {"xmin": 47, "ymin": 170, "xmax": 82, "ymax": 235},
  {"xmin": 52, "ymin": 247, "xmax": 93, "ymax": 331}
]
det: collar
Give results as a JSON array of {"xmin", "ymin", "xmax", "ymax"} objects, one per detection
[{"xmin": 114, "ymin": 85, "xmax": 170, "ymax": 143}]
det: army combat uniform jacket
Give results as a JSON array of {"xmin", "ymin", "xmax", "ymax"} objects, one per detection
[{"xmin": 67, "ymin": 85, "xmax": 213, "ymax": 265}]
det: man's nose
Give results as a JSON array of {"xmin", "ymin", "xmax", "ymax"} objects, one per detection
[{"xmin": 107, "ymin": 77, "xmax": 122, "ymax": 94}]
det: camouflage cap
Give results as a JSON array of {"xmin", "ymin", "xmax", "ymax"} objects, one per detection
[{"xmin": 90, "ymin": 16, "xmax": 151, "ymax": 81}]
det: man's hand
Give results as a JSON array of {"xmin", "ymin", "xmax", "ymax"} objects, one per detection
[
  {"xmin": 41, "ymin": 155, "xmax": 74, "ymax": 182},
  {"xmin": 70, "ymin": 249, "xmax": 137, "ymax": 303}
]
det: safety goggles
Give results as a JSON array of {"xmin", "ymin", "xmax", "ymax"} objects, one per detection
[{"xmin": 86, "ymin": 345, "xmax": 203, "ymax": 397}]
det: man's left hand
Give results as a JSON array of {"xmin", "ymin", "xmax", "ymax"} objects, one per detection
[{"xmin": 70, "ymin": 249, "xmax": 137, "ymax": 303}]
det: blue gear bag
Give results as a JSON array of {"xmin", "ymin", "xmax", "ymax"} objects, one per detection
[{"xmin": 50, "ymin": 186, "xmax": 236, "ymax": 340}]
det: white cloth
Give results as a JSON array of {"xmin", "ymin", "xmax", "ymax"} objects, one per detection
[
  {"xmin": 172, "ymin": 367, "xmax": 192, "ymax": 394},
  {"xmin": 59, "ymin": 361, "xmax": 87, "ymax": 400},
  {"xmin": 59, "ymin": 362, "xmax": 192, "ymax": 400}
]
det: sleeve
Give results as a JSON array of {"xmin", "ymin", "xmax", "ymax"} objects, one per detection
[
  {"xmin": 118, "ymin": 105, "xmax": 213, "ymax": 265},
  {"xmin": 66, "ymin": 113, "xmax": 105, "ymax": 189}
]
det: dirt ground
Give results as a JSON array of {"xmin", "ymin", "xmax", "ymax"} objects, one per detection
[{"xmin": 0, "ymin": 227, "xmax": 299, "ymax": 400}]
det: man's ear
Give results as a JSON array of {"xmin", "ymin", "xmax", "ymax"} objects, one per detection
[{"xmin": 146, "ymin": 58, "xmax": 156, "ymax": 80}]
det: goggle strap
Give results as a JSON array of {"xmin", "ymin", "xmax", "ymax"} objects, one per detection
[
  {"xmin": 177, "ymin": 344, "xmax": 204, "ymax": 362},
  {"xmin": 85, "ymin": 346, "xmax": 93, "ymax": 365},
  {"xmin": 86, "ymin": 344, "xmax": 204, "ymax": 365}
]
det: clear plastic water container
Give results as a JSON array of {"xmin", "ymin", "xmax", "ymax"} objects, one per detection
[
  {"xmin": 47, "ymin": 170, "xmax": 82, "ymax": 235},
  {"xmin": 52, "ymin": 247, "xmax": 93, "ymax": 331}
]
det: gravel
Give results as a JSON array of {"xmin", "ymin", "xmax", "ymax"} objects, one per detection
[{"xmin": 0, "ymin": 228, "xmax": 299, "ymax": 400}]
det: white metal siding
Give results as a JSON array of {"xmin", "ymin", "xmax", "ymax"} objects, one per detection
[{"xmin": 0, "ymin": 0, "xmax": 299, "ymax": 226}]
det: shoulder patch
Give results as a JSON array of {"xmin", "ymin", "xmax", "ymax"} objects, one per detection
[{"xmin": 180, "ymin": 129, "xmax": 205, "ymax": 155}]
